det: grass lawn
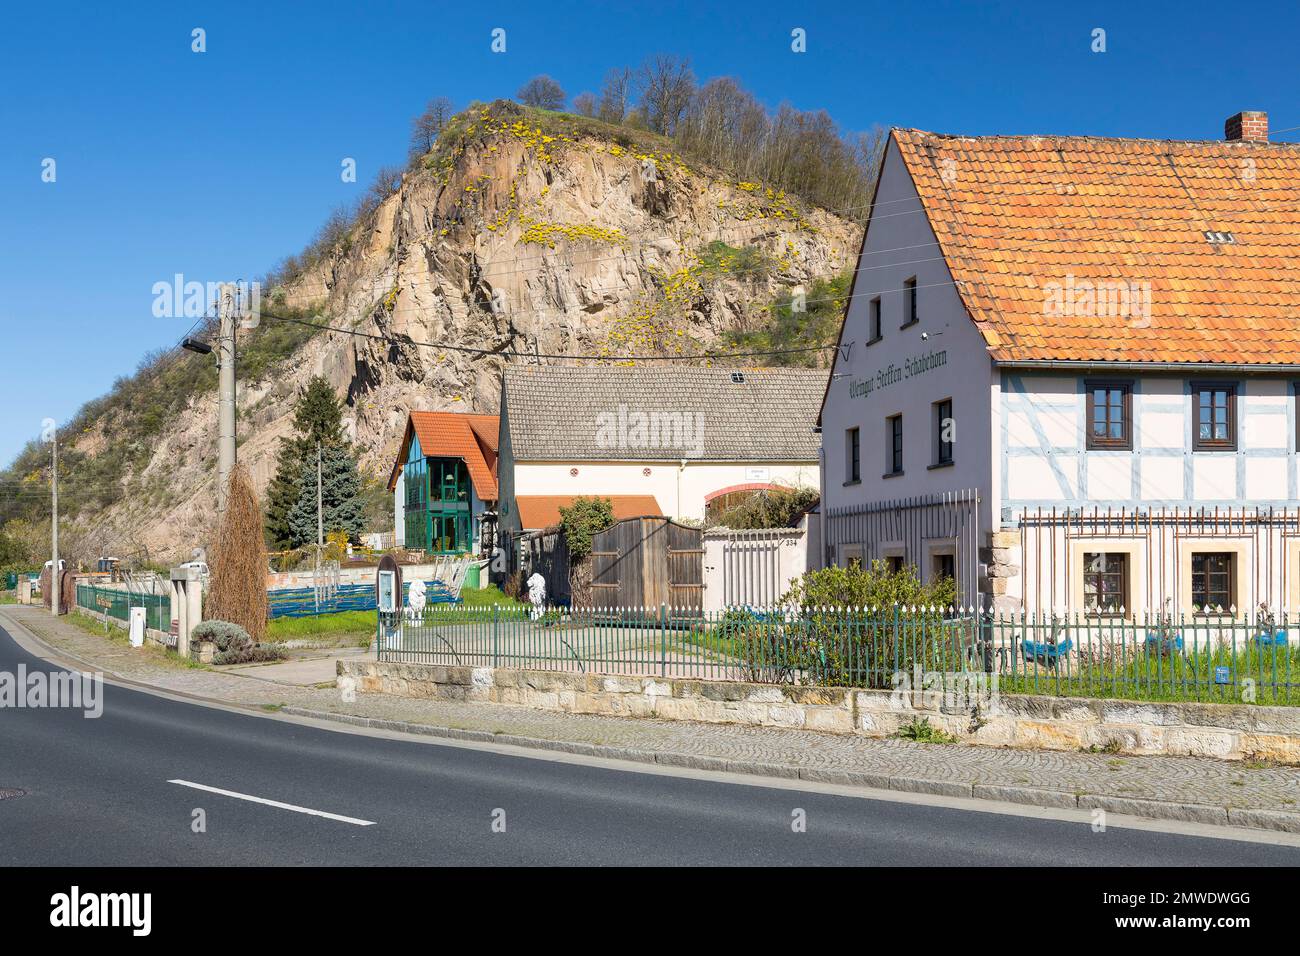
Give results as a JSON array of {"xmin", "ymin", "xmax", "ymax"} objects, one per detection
[
  {"xmin": 266, "ymin": 610, "xmax": 376, "ymax": 645},
  {"xmin": 265, "ymin": 586, "xmax": 529, "ymax": 644},
  {"xmin": 459, "ymin": 585, "xmax": 527, "ymax": 608},
  {"xmin": 64, "ymin": 610, "xmax": 208, "ymax": 669}
]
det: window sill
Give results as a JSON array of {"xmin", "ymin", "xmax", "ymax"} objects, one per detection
[
  {"xmin": 900, "ymin": 320, "xmax": 919, "ymax": 330},
  {"xmin": 843, "ymin": 479, "xmax": 862, "ymax": 487},
  {"xmin": 927, "ymin": 460, "xmax": 954, "ymax": 471},
  {"xmin": 866, "ymin": 335, "xmax": 882, "ymax": 346},
  {"xmin": 881, "ymin": 471, "xmax": 905, "ymax": 479},
  {"xmin": 1192, "ymin": 446, "xmax": 1238, "ymax": 454}
]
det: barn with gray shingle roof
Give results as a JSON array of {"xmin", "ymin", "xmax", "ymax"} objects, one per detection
[{"xmin": 500, "ymin": 366, "xmax": 827, "ymax": 461}]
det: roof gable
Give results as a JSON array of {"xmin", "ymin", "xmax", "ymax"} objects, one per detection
[
  {"xmin": 891, "ymin": 128, "xmax": 1300, "ymax": 365},
  {"xmin": 388, "ymin": 411, "xmax": 499, "ymax": 500}
]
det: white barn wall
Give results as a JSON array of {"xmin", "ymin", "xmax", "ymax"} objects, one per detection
[{"xmin": 513, "ymin": 460, "xmax": 819, "ymax": 525}]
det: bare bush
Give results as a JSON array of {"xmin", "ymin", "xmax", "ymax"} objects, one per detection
[{"xmin": 207, "ymin": 465, "xmax": 268, "ymax": 642}]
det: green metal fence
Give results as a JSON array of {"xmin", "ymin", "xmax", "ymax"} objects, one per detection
[
  {"xmin": 75, "ymin": 583, "xmax": 171, "ymax": 633},
  {"xmin": 377, "ymin": 604, "xmax": 1300, "ymax": 705}
]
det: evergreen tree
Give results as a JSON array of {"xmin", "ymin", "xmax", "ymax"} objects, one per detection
[
  {"xmin": 286, "ymin": 442, "xmax": 365, "ymax": 546},
  {"xmin": 265, "ymin": 376, "xmax": 349, "ymax": 549}
]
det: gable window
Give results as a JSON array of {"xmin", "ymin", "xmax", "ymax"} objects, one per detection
[
  {"xmin": 868, "ymin": 297, "xmax": 882, "ymax": 343},
  {"xmin": 845, "ymin": 427, "xmax": 860, "ymax": 483},
  {"xmin": 886, "ymin": 414, "xmax": 903, "ymax": 476},
  {"xmin": 902, "ymin": 277, "xmax": 918, "ymax": 327},
  {"xmin": 1192, "ymin": 383, "xmax": 1236, "ymax": 451},
  {"xmin": 1083, "ymin": 552, "xmax": 1128, "ymax": 614},
  {"xmin": 1191, "ymin": 552, "xmax": 1234, "ymax": 611},
  {"xmin": 1086, "ymin": 381, "xmax": 1132, "ymax": 450},
  {"xmin": 933, "ymin": 398, "xmax": 954, "ymax": 465}
]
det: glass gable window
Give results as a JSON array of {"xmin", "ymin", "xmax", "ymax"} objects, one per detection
[
  {"xmin": 401, "ymin": 432, "xmax": 474, "ymax": 555},
  {"xmin": 403, "ymin": 435, "xmax": 428, "ymax": 551}
]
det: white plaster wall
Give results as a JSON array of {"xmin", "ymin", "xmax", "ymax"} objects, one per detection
[
  {"xmin": 702, "ymin": 530, "xmax": 808, "ymax": 613},
  {"xmin": 1002, "ymin": 374, "xmax": 1300, "ymax": 511},
  {"xmin": 1008, "ymin": 375, "xmax": 1300, "ymax": 615},
  {"xmin": 514, "ymin": 460, "xmax": 818, "ymax": 524}
]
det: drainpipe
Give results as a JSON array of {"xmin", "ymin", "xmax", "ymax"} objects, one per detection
[
  {"xmin": 818, "ymin": 443, "xmax": 826, "ymax": 570},
  {"xmin": 677, "ymin": 459, "xmax": 686, "ymax": 519}
]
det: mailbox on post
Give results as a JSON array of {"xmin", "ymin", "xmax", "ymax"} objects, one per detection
[{"xmin": 375, "ymin": 556, "xmax": 403, "ymax": 652}]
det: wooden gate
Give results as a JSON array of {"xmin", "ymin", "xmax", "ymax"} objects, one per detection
[{"xmin": 591, "ymin": 516, "xmax": 702, "ymax": 615}]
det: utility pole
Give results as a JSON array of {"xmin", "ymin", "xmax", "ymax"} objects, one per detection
[
  {"xmin": 315, "ymin": 441, "xmax": 323, "ymax": 615},
  {"xmin": 216, "ymin": 284, "xmax": 238, "ymax": 515},
  {"xmin": 317, "ymin": 441, "xmax": 324, "ymax": 552},
  {"xmin": 50, "ymin": 428, "xmax": 58, "ymax": 618}
]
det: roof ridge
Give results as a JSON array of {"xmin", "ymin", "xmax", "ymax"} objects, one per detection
[{"xmin": 893, "ymin": 127, "xmax": 1300, "ymax": 150}]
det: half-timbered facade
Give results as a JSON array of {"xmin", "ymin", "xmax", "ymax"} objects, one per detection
[{"xmin": 821, "ymin": 111, "xmax": 1300, "ymax": 615}]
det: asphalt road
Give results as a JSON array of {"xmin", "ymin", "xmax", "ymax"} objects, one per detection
[{"xmin": 2, "ymin": 620, "xmax": 1299, "ymax": 866}]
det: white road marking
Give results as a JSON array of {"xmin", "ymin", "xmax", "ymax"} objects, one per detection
[{"xmin": 167, "ymin": 779, "xmax": 376, "ymax": 826}]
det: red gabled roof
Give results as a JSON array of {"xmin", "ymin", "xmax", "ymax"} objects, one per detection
[
  {"xmin": 889, "ymin": 128, "xmax": 1300, "ymax": 365},
  {"xmin": 388, "ymin": 411, "xmax": 499, "ymax": 501}
]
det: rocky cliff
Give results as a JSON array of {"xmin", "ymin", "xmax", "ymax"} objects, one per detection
[{"xmin": 61, "ymin": 101, "xmax": 861, "ymax": 561}]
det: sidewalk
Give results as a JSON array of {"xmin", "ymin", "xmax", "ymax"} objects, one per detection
[{"xmin": 5, "ymin": 604, "xmax": 1300, "ymax": 833}]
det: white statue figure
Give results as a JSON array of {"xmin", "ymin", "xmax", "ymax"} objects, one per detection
[
  {"xmin": 407, "ymin": 578, "xmax": 428, "ymax": 623},
  {"xmin": 526, "ymin": 571, "xmax": 546, "ymax": 621}
]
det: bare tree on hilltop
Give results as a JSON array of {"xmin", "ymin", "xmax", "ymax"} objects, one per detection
[
  {"xmin": 409, "ymin": 96, "xmax": 455, "ymax": 159},
  {"xmin": 516, "ymin": 75, "xmax": 566, "ymax": 110},
  {"xmin": 572, "ymin": 91, "xmax": 597, "ymax": 117},
  {"xmin": 597, "ymin": 67, "xmax": 633, "ymax": 124},
  {"xmin": 637, "ymin": 54, "xmax": 695, "ymax": 136}
]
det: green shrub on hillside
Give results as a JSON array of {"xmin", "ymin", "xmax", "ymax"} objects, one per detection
[{"xmin": 726, "ymin": 274, "xmax": 851, "ymax": 368}]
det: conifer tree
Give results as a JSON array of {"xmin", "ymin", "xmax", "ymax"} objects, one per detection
[
  {"xmin": 265, "ymin": 376, "xmax": 350, "ymax": 548},
  {"xmin": 286, "ymin": 441, "xmax": 365, "ymax": 546}
]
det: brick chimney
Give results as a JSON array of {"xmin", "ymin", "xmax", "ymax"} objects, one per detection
[{"xmin": 1225, "ymin": 111, "xmax": 1268, "ymax": 143}]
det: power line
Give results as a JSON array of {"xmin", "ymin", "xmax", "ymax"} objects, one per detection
[{"xmin": 257, "ymin": 309, "xmax": 836, "ymax": 362}]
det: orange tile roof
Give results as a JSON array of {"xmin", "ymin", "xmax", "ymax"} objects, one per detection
[
  {"xmin": 388, "ymin": 411, "xmax": 499, "ymax": 500},
  {"xmin": 890, "ymin": 128, "xmax": 1300, "ymax": 365},
  {"xmin": 515, "ymin": 495, "xmax": 662, "ymax": 530}
]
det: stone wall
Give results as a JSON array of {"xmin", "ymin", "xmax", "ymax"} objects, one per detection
[{"xmin": 337, "ymin": 660, "xmax": 1300, "ymax": 763}]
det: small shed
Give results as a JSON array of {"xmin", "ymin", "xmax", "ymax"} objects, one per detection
[{"xmin": 591, "ymin": 516, "xmax": 702, "ymax": 613}]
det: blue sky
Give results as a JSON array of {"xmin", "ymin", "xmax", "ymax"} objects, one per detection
[{"xmin": 1, "ymin": 0, "xmax": 1298, "ymax": 465}]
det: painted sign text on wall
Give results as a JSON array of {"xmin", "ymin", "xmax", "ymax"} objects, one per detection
[{"xmin": 848, "ymin": 349, "xmax": 948, "ymax": 400}]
